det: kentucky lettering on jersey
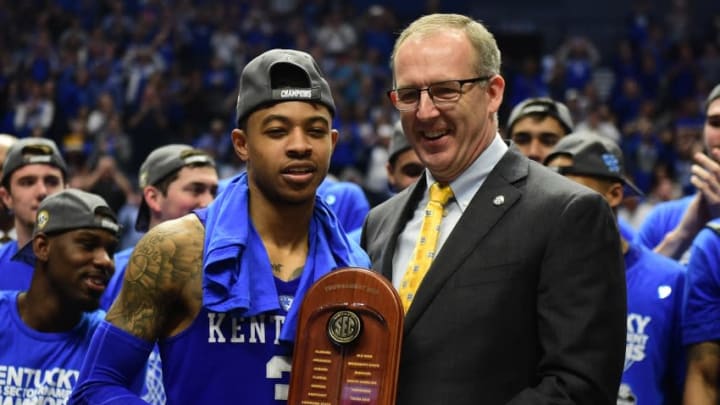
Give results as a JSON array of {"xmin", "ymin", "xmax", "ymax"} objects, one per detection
[
  {"xmin": 161, "ymin": 306, "xmax": 294, "ymax": 404},
  {"xmin": 625, "ymin": 313, "xmax": 651, "ymax": 371},
  {"xmin": 207, "ymin": 313, "xmax": 286, "ymax": 345},
  {"xmin": 0, "ymin": 365, "xmax": 78, "ymax": 404}
]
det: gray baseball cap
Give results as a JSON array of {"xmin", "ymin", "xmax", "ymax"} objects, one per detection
[
  {"xmin": 136, "ymin": 144, "xmax": 216, "ymax": 232},
  {"xmin": 388, "ymin": 121, "xmax": 411, "ymax": 164},
  {"xmin": 544, "ymin": 132, "xmax": 643, "ymax": 196},
  {"xmin": 1, "ymin": 138, "xmax": 68, "ymax": 186},
  {"xmin": 506, "ymin": 97, "xmax": 574, "ymax": 135},
  {"xmin": 14, "ymin": 189, "xmax": 119, "ymax": 265},
  {"xmin": 235, "ymin": 49, "xmax": 335, "ymax": 125}
]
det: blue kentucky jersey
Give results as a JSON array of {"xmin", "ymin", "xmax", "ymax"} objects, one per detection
[
  {"xmin": 159, "ymin": 276, "xmax": 299, "ymax": 404},
  {"xmin": 620, "ymin": 243, "xmax": 685, "ymax": 404},
  {"xmin": 0, "ymin": 290, "xmax": 105, "ymax": 404}
]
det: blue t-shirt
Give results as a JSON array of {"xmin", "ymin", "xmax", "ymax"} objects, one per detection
[
  {"xmin": 317, "ymin": 178, "xmax": 370, "ymax": 233},
  {"xmin": 618, "ymin": 216, "xmax": 636, "ymax": 242},
  {"xmin": 634, "ymin": 195, "xmax": 693, "ymax": 251},
  {"xmin": 0, "ymin": 290, "xmax": 105, "ymax": 404},
  {"xmin": 620, "ymin": 243, "xmax": 685, "ymax": 404},
  {"xmin": 0, "ymin": 241, "xmax": 34, "ymax": 291},
  {"xmin": 683, "ymin": 223, "xmax": 720, "ymax": 346},
  {"xmin": 160, "ymin": 277, "xmax": 298, "ymax": 404}
]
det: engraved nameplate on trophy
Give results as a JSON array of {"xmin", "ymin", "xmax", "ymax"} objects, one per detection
[{"xmin": 288, "ymin": 267, "xmax": 403, "ymax": 405}]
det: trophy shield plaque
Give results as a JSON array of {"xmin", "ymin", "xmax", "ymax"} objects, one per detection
[{"xmin": 288, "ymin": 267, "xmax": 403, "ymax": 405}]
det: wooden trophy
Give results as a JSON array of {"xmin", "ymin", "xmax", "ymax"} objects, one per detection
[{"xmin": 288, "ymin": 267, "xmax": 403, "ymax": 405}]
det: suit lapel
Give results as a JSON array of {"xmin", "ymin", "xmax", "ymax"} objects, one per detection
[
  {"xmin": 403, "ymin": 149, "xmax": 530, "ymax": 331},
  {"xmin": 380, "ymin": 177, "xmax": 428, "ymax": 281}
]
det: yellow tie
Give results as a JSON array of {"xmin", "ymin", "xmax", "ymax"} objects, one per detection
[{"xmin": 399, "ymin": 182, "xmax": 454, "ymax": 312}]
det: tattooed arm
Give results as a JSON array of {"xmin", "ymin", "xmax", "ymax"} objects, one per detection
[
  {"xmin": 108, "ymin": 214, "xmax": 205, "ymax": 340},
  {"xmin": 69, "ymin": 215, "xmax": 205, "ymax": 404}
]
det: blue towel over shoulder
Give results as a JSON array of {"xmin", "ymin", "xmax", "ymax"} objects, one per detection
[{"xmin": 196, "ymin": 172, "xmax": 371, "ymax": 342}]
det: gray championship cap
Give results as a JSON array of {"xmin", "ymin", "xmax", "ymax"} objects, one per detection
[
  {"xmin": 706, "ymin": 83, "xmax": 720, "ymax": 113},
  {"xmin": 14, "ymin": 189, "xmax": 120, "ymax": 265},
  {"xmin": 235, "ymin": 49, "xmax": 335, "ymax": 125},
  {"xmin": 388, "ymin": 121, "xmax": 412, "ymax": 164},
  {"xmin": 506, "ymin": 97, "xmax": 574, "ymax": 135},
  {"xmin": 1, "ymin": 138, "xmax": 68, "ymax": 185},
  {"xmin": 544, "ymin": 132, "xmax": 643, "ymax": 196},
  {"xmin": 136, "ymin": 144, "xmax": 215, "ymax": 232}
]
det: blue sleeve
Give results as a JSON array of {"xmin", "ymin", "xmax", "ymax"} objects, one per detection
[
  {"xmin": 69, "ymin": 321, "xmax": 153, "ymax": 404},
  {"xmin": 683, "ymin": 230, "xmax": 720, "ymax": 346},
  {"xmin": 617, "ymin": 217, "xmax": 636, "ymax": 241},
  {"xmin": 634, "ymin": 204, "xmax": 668, "ymax": 249},
  {"xmin": 342, "ymin": 185, "xmax": 370, "ymax": 233}
]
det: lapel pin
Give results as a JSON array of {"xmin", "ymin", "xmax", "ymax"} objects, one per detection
[{"xmin": 493, "ymin": 195, "xmax": 505, "ymax": 206}]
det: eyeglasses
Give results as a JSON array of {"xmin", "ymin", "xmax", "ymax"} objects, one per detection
[{"xmin": 387, "ymin": 76, "xmax": 493, "ymax": 111}]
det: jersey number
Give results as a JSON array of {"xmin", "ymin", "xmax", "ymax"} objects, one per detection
[{"xmin": 267, "ymin": 355, "xmax": 292, "ymax": 400}]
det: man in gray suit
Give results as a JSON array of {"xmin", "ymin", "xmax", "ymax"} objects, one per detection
[{"xmin": 361, "ymin": 13, "xmax": 626, "ymax": 404}]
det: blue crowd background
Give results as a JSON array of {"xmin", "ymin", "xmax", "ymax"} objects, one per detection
[{"xmin": 0, "ymin": 0, "xmax": 719, "ymax": 245}]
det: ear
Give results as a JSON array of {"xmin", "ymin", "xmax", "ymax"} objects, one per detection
[
  {"xmin": 604, "ymin": 182, "xmax": 625, "ymax": 209},
  {"xmin": 330, "ymin": 128, "xmax": 339, "ymax": 150},
  {"xmin": 33, "ymin": 234, "xmax": 50, "ymax": 263},
  {"xmin": 143, "ymin": 186, "xmax": 163, "ymax": 215},
  {"xmin": 486, "ymin": 74, "xmax": 506, "ymax": 115},
  {"xmin": 385, "ymin": 162, "xmax": 397, "ymax": 189},
  {"xmin": 0, "ymin": 186, "xmax": 11, "ymax": 208},
  {"xmin": 231, "ymin": 128, "xmax": 249, "ymax": 162}
]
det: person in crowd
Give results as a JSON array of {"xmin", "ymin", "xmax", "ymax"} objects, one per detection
[
  {"xmin": 386, "ymin": 120, "xmax": 424, "ymax": 193},
  {"xmin": 545, "ymin": 132, "xmax": 685, "ymax": 404},
  {"xmin": 348, "ymin": 120, "xmax": 425, "ymax": 243},
  {"xmin": 504, "ymin": 96, "xmax": 574, "ymax": 163},
  {"xmin": 70, "ymin": 48, "xmax": 370, "ymax": 404},
  {"xmin": 361, "ymin": 13, "xmax": 626, "ymax": 404},
  {"xmin": 316, "ymin": 176, "xmax": 370, "ymax": 234},
  {"xmin": 0, "ymin": 189, "xmax": 120, "ymax": 404},
  {"xmin": 635, "ymin": 83, "xmax": 720, "ymax": 262},
  {"xmin": 0, "ymin": 137, "xmax": 67, "ymax": 290},
  {"xmin": 681, "ymin": 220, "xmax": 720, "ymax": 404},
  {"xmin": 680, "ymin": 87, "xmax": 720, "ymax": 405},
  {"xmin": 506, "ymin": 96, "xmax": 638, "ymax": 240},
  {"xmin": 0, "ymin": 134, "xmax": 18, "ymax": 244},
  {"xmin": 101, "ymin": 144, "xmax": 218, "ymax": 309}
]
